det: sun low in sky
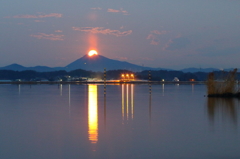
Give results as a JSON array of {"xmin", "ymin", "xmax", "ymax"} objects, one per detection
[{"xmin": 88, "ymin": 50, "xmax": 98, "ymax": 56}]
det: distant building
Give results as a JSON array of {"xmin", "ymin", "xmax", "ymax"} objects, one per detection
[
  {"xmin": 121, "ymin": 73, "xmax": 135, "ymax": 82},
  {"xmin": 173, "ymin": 77, "xmax": 179, "ymax": 82}
]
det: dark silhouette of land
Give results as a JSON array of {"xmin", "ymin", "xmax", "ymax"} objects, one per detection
[
  {"xmin": 0, "ymin": 54, "xmax": 239, "ymax": 83},
  {"xmin": 0, "ymin": 69, "xmax": 239, "ymax": 83},
  {"xmin": 1, "ymin": 54, "xmax": 237, "ymax": 73}
]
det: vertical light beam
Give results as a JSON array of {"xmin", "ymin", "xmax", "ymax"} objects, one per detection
[{"xmin": 88, "ymin": 33, "xmax": 98, "ymax": 52}]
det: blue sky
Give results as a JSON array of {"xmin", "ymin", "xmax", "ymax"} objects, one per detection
[{"xmin": 1, "ymin": 0, "xmax": 240, "ymax": 69}]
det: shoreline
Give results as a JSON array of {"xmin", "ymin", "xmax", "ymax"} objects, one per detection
[{"xmin": 0, "ymin": 81, "xmax": 206, "ymax": 85}]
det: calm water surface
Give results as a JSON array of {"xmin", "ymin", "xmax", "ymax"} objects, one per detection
[{"xmin": 0, "ymin": 84, "xmax": 239, "ymax": 159}]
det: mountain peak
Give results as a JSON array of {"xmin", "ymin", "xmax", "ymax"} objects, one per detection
[
  {"xmin": 82, "ymin": 54, "xmax": 109, "ymax": 59},
  {"xmin": 9, "ymin": 63, "xmax": 24, "ymax": 67}
]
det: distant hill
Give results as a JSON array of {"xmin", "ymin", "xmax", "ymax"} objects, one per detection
[
  {"xmin": 180, "ymin": 67, "xmax": 220, "ymax": 73},
  {"xmin": 0, "ymin": 64, "xmax": 64, "ymax": 72},
  {"xmin": 180, "ymin": 67, "xmax": 239, "ymax": 73},
  {"xmin": 1, "ymin": 64, "xmax": 27, "ymax": 71}
]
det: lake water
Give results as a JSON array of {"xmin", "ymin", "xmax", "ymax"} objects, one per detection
[{"xmin": 0, "ymin": 84, "xmax": 239, "ymax": 159}]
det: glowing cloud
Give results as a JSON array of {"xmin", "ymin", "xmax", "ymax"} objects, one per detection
[
  {"xmin": 72, "ymin": 27, "xmax": 132, "ymax": 37},
  {"xmin": 107, "ymin": 8, "xmax": 129, "ymax": 15},
  {"xmin": 5, "ymin": 13, "xmax": 62, "ymax": 19},
  {"xmin": 30, "ymin": 33, "xmax": 64, "ymax": 41},
  {"xmin": 147, "ymin": 30, "xmax": 168, "ymax": 45},
  {"xmin": 147, "ymin": 34, "xmax": 159, "ymax": 45}
]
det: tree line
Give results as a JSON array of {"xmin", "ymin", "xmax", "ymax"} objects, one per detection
[{"xmin": 0, "ymin": 69, "xmax": 239, "ymax": 81}]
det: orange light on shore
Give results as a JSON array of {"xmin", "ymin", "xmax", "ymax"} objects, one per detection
[
  {"xmin": 121, "ymin": 73, "xmax": 135, "ymax": 81},
  {"xmin": 88, "ymin": 50, "xmax": 98, "ymax": 56}
]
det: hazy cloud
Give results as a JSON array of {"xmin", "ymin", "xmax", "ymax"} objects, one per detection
[
  {"xmin": 72, "ymin": 27, "xmax": 132, "ymax": 37},
  {"xmin": 107, "ymin": 8, "xmax": 128, "ymax": 15},
  {"xmin": 5, "ymin": 13, "xmax": 62, "ymax": 19},
  {"xmin": 199, "ymin": 26, "xmax": 219, "ymax": 31},
  {"xmin": 30, "ymin": 33, "xmax": 64, "ymax": 41},
  {"xmin": 91, "ymin": 7, "xmax": 102, "ymax": 10},
  {"xmin": 197, "ymin": 46, "xmax": 240, "ymax": 57},
  {"xmin": 34, "ymin": 20, "xmax": 45, "ymax": 23},
  {"xmin": 147, "ymin": 34, "xmax": 159, "ymax": 45},
  {"xmin": 164, "ymin": 37, "xmax": 190, "ymax": 50},
  {"xmin": 55, "ymin": 30, "xmax": 63, "ymax": 33},
  {"xmin": 151, "ymin": 30, "xmax": 168, "ymax": 35},
  {"xmin": 147, "ymin": 30, "xmax": 168, "ymax": 45},
  {"xmin": 139, "ymin": 57, "xmax": 154, "ymax": 61}
]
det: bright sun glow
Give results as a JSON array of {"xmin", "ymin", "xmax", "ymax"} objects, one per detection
[{"xmin": 88, "ymin": 50, "xmax": 98, "ymax": 56}]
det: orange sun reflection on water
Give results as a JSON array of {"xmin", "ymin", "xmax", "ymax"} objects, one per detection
[{"xmin": 88, "ymin": 85, "xmax": 98, "ymax": 144}]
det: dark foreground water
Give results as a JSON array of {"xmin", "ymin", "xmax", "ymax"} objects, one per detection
[{"xmin": 0, "ymin": 84, "xmax": 239, "ymax": 159}]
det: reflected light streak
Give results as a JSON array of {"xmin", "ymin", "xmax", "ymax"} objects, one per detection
[
  {"xmin": 122, "ymin": 84, "xmax": 134, "ymax": 121},
  {"xmin": 68, "ymin": 84, "xmax": 71, "ymax": 117},
  {"xmin": 126, "ymin": 84, "xmax": 129, "ymax": 120},
  {"xmin": 59, "ymin": 84, "xmax": 62, "ymax": 96},
  {"xmin": 131, "ymin": 84, "xmax": 134, "ymax": 119},
  {"xmin": 18, "ymin": 84, "xmax": 21, "ymax": 95},
  {"xmin": 149, "ymin": 90, "xmax": 152, "ymax": 123},
  {"xmin": 88, "ymin": 85, "xmax": 98, "ymax": 144},
  {"xmin": 122, "ymin": 85, "xmax": 124, "ymax": 120},
  {"xmin": 162, "ymin": 84, "xmax": 165, "ymax": 96}
]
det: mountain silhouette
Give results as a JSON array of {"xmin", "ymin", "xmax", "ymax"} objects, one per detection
[
  {"xmin": 0, "ymin": 54, "xmax": 155, "ymax": 72},
  {"xmin": 65, "ymin": 54, "xmax": 153, "ymax": 71},
  {"xmin": 1, "ymin": 54, "xmax": 229, "ymax": 72}
]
